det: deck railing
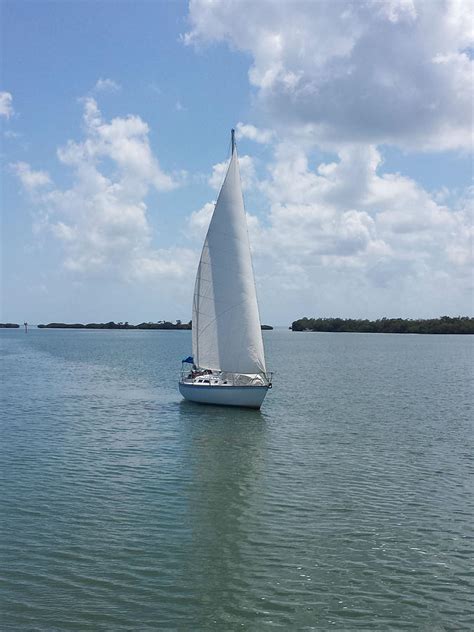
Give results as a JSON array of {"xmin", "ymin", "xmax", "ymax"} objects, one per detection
[{"xmin": 180, "ymin": 370, "xmax": 273, "ymax": 386}]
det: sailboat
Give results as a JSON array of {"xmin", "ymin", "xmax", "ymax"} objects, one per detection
[{"xmin": 179, "ymin": 130, "xmax": 272, "ymax": 409}]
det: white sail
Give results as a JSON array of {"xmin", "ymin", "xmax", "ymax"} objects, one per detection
[{"xmin": 192, "ymin": 141, "xmax": 266, "ymax": 375}]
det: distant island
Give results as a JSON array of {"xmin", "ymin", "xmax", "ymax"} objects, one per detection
[
  {"xmin": 38, "ymin": 321, "xmax": 192, "ymax": 330},
  {"xmin": 0, "ymin": 323, "xmax": 20, "ymax": 328},
  {"xmin": 291, "ymin": 316, "xmax": 474, "ymax": 334},
  {"xmin": 37, "ymin": 321, "xmax": 274, "ymax": 330}
]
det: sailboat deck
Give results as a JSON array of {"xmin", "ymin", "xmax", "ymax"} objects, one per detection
[{"xmin": 180, "ymin": 371, "xmax": 271, "ymax": 388}]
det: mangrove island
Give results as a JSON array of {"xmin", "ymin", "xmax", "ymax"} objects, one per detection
[
  {"xmin": 37, "ymin": 321, "xmax": 274, "ymax": 330},
  {"xmin": 291, "ymin": 316, "xmax": 474, "ymax": 335}
]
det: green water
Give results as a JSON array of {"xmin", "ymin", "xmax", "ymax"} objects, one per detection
[{"xmin": 1, "ymin": 328, "xmax": 472, "ymax": 630}]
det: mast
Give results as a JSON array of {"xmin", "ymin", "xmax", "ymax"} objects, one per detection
[{"xmin": 231, "ymin": 128, "xmax": 235, "ymax": 153}]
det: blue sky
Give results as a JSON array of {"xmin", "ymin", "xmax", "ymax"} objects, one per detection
[{"xmin": 1, "ymin": 0, "xmax": 473, "ymax": 325}]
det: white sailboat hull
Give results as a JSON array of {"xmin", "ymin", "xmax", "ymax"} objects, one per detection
[{"xmin": 179, "ymin": 382, "xmax": 269, "ymax": 409}]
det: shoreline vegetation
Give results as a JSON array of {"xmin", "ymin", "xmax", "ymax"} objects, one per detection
[
  {"xmin": 2, "ymin": 318, "xmax": 472, "ymax": 333},
  {"xmin": 32, "ymin": 321, "xmax": 274, "ymax": 331},
  {"xmin": 291, "ymin": 316, "xmax": 474, "ymax": 335},
  {"xmin": 38, "ymin": 321, "xmax": 192, "ymax": 330}
]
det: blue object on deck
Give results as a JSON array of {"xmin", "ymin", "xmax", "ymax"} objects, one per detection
[{"xmin": 182, "ymin": 356, "xmax": 194, "ymax": 364}]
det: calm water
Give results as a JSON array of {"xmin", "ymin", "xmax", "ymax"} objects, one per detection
[{"xmin": 1, "ymin": 328, "xmax": 473, "ymax": 631}]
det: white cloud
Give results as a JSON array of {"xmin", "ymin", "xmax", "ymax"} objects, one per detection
[
  {"xmin": 236, "ymin": 122, "xmax": 273, "ymax": 144},
  {"xmin": 254, "ymin": 142, "xmax": 472, "ymax": 312},
  {"xmin": 185, "ymin": 0, "xmax": 474, "ymax": 150},
  {"xmin": 0, "ymin": 91, "xmax": 14, "ymax": 118},
  {"xmin": 13, "ymin": 98, "xmax": 192, "ymax": 281},
  {"xmin": 130, "ymin": 248, "xmax": 197, "ymax": 281},
  {"xmin": 60, "ymin": 97, "xmax": 176, "ymax": 194},
  {"xmin": 4, "ymin": 130, "xmax": 20, "ymax": 139},
  {"xmin": 10, "ymin": 162, "xmax": 51, "ymax": 189},
  {"xmin": 93, "ymin": 78, "xmax": 121, "ymax": 93}
]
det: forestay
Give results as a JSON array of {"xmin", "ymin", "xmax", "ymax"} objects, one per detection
[{"xmin": 192, "ymin": 142, "xmax": 266, "ymax": 375}]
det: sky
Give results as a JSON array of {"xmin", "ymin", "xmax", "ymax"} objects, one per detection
[{"xmin": 1, "ymin": 0, "xmax": 473, "ymax": 326}]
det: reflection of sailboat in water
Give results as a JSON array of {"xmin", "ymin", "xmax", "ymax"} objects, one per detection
[
  {"xmin": 181, "ymin": 411, "xmax": 268, "ymax": 624},
  {"xmin": 179, "ymin": 130, "xmax": 272, "ymax": 409}
]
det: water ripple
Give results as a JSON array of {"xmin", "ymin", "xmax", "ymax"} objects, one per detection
[{"xmin": 1, "ymin": 330, "xmax": 473, "ymax": 630}]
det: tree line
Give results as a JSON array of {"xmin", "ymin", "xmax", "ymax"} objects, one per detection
[
  {"xmin": 38, "ymin": 321, "xmax": 192, "ymax": 330},
  {"xmin": 36, "ymin": 321, "xmax": 273, "ymax": 330},
  {"xmin": 291, "ymin": 316, "xmax": 474, "ymax": 334}
]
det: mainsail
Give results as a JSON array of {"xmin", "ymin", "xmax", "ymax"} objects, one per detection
[{"xmin": 192, "ymin": 133, "xmax": 266, "ymax": 375}]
